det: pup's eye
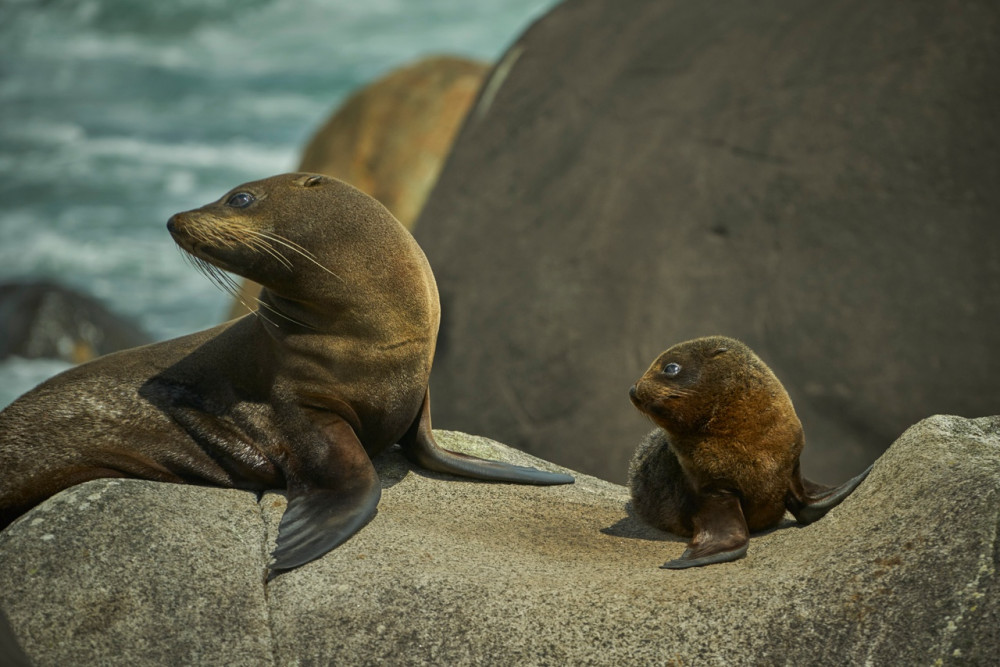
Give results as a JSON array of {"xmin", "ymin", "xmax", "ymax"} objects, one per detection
[
  {"xmin": 662, "ymin": 363, "xmax": 681, "ymax": 377},
  {"xmin": 226, "ymin": 192, "xmax": 255, "ymax": 208}
]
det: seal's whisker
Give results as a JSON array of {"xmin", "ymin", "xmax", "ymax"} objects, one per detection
[
  {"xmin": 254, "ymin": 297, "xmax": 315, "ymax": 330},
  {"xmin": 178, "ymin": 241, "xmax": 314, "ymax": 330},
  {"xmin": 255, "ymin": 231, "xmax": 344, "ymax": 283},
  {"xmin": 206, "ymin": 266, "xmax": 237, "ymax": 297},
  {"xmin": 247, "ymin": 301, "xmax": 280, "ymax": 328},
  {"xmin": 255, "ymin": 231, "xmax": 328, "ymax": 265},
  {"xmin": 257, "ymin": 243, "xmax": 295, "ymax": 271},
  {"xmin": 255, "ymin": 231, "xmax": 318, "ymax": 260},
  {"xmin": 231, "ymin": 292, "xmax": 267, "ymax": 323},
  {"xmin": 188, "ymin": 255, "xmax": 241, "ymax": 303},
  {"xmin": 201, "ymin": 261, "xmax": 281, "ymax": 328},
  {"xmin": 244, "ymin": 235, "xmax": 294, "ymax": 270}
]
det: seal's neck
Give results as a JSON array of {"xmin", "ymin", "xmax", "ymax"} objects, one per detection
[
  {"xmin": 255, "ymin": 290, "xmax": 342, "ymax": 334},
  {"xmin": 255, "ymin": 288, "xmax": 415, "ymax": 343}
]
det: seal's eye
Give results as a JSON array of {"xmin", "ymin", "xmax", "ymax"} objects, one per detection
[
  {"xmin": 662, "ymin": 362, "xmax": 681, "ymax": 377},
  {"xmin": 226, "ymin": 192, "xmax": 255, "ymax": 208}
]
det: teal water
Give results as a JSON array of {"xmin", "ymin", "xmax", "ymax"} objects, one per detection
[{"xmin": 0, "ymin": 0, "xmax": 558, "ymax": 406}]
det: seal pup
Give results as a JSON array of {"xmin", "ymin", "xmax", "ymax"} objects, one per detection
[
  {"xmin": 0, "ymin": 173, "xmax": 573, "ymax": 571},
  {"xmin": 627, "ymin": 336, "xmax": 871, "ymax": 569}
]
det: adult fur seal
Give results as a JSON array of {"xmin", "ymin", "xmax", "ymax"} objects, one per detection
[
  {"xmin": 0, "ymin": 173, "xmax": 573, "ymax": 571},
  {"xmin": 627, "ymin": 336, "xmax": 871, "ymax": 569}
]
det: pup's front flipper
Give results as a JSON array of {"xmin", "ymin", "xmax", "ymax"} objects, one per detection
[
  {"xmin": 661, "ymin": 489, "xmax": 749, "ymax": 569},
  {"xmin": 270, "ymin": 418, "xmax": 381, "ymax": 571},
  {"xmin": 399, "ymin": 391, "xmax": 574, "ymax": 485},
  {"xmin": 789, "ymin": 463, "xmax": 874, "ymax": 525}
]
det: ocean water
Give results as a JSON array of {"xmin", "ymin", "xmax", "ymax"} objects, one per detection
[{"xmin": 0, "ymin": 0, "xmax": 557, "ymax": 407}]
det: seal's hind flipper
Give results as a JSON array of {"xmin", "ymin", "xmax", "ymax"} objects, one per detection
[
  {"xmin": 788, "ymin": 463, "xmax": 873, "ymax": 525},
  {"xmin": 269, "ymin": 418, "xmax": 381, "ymax": 571},
  {"xmin": 399, "ymin": 391, "xmax": 574, "ymax": 485},
  {"xmin": 661, "ymin": 489, "xmax": 749, "ymax": 569}
]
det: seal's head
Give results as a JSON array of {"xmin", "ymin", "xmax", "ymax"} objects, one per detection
[
  {"xmin": 167, "ymin": 172, "xmax": 435, "ymax": 320},
  {"xmin": 628, "ymin": 335, "xmax": 777, "ymax": 434}
]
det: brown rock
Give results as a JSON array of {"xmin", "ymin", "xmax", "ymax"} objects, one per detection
[
  {"xmin": 413, "ymin": 0, "xmax": 1000, "ymax": 484},
  {"xmin": 300, "ymin": 55, "xmax": 487, "ymax": 229}
]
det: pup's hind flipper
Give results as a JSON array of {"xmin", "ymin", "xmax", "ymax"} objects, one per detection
[{"xmin": 788, "ymin": 463, "xmax": 874, "ymax": 525}]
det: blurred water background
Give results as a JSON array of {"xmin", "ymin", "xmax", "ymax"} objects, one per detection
[{"xmin": 0, "ymin": 0, "xmax": 557, "ymax": 407}]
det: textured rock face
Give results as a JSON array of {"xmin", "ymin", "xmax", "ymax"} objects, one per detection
[
  {"xmin": 412, "ymin": 0, "xmax": 1000, "ymax": 484},
  {"xmin": 1, "ymin": 418, "xmax": 997, "ymax": 665}
]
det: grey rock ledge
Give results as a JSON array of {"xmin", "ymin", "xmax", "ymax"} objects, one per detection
[{"xmin": 0, "ymin": 418, "xmax": 997, "ymax": 665}]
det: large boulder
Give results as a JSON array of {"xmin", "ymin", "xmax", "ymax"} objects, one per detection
[
  {"xmin": 412, "ymin": 0, "xmax": 1000, "ymax": 484},
  {"xmin": 1, "ymin": 416, "xmax": 997, "ymax": 664},
  {"xmin": 228, "ymin": 56, "xmax": 487, "ymax": 319},
  {"xmin": 0, "ymin": 281, "xmax": 149, "ymax": 364}
]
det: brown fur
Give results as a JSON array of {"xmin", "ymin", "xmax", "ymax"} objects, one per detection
[
  {"xmin": 0, "ymin": 173, "xmax": 571, "ymax": 569},
  {"xmin": 0, "ymin": 174, "xmax": 435, "ymax": 525},
  {"xmin": 627, "ymin": 336, "xmax": 806, "ymax": 535}
]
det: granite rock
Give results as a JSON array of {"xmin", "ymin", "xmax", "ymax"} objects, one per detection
[
  {"xmin": 0, "ymin": 417, "xmax": 997, "ymax": 665},
  {"xmin": 413, "ymin": 0, "xmax": 1000, "ymax": 485}
]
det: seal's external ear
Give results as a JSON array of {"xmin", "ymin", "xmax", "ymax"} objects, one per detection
[
  {"xmin": 711, "ymin": 346, "xmax": 729, "ymax": 357},
  {"xmin": 302, "ymin": 174, "xmax": 325, "ymax": 188}
]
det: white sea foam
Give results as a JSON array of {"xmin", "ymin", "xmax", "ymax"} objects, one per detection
[
  {"xmin": 56, "ymin": 33, "xmax": 199, "ymax": 68},
  {"xmin": 0, "ymin": 121, "xmax": 86, "ymax": 145},
  {"xmin": 81, "ymin": 136, "xmax": 297, "ymax": 172},
  {"xmin": 0, "ymin": 210, "xmax": 226, "ymax": 332}
]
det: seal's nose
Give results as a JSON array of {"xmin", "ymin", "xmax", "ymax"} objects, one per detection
[
  {"xmin": 167, "ymin": 213, "xmax": 191, "ymax": 238},
  {"xmin": 628, "ymin": 385, "xmax": 638, "ymax": 401}
]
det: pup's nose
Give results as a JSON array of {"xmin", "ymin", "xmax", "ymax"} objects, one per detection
[{"xmin": 628, "ymin": 385, "xmax": 638, "ymax": 400}]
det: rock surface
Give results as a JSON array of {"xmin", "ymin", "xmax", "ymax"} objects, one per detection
[
  {"xmin": 413, "ymin": 0, "xmax": 1000, "ymax": 484},
  {"xmin": 0, "ymin": 281, "xmax": 150, "ymax": 364},
  {"xmin": 1, "ymin": 417, "xmax": 997, "ymax": 665}
]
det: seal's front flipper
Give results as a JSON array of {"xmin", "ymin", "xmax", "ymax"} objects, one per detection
[
  {"xmin": 270, "ymin": 481, "xmax": 380, "ymax": 571},
  {"xmin": 0, "ymin": 608, "xmax": 31, "ymax": 667},
  {"xmin": 399, "ymin": 391, "xmax": 574, "ymax": 486},
  {"xmin": 270, "ymin": 419, "xmax": 381, "ymax": 571},
  {"xmin": 661, "ymin": 490, "xmax": 749, "ymax": 569},
  {"xmin": 788, "ymin": 463, "xmax": 873, "ymax": 525}
]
